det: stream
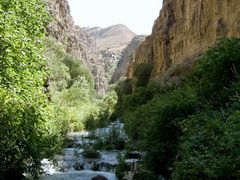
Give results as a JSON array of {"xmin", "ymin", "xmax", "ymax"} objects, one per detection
[{"xmin": 39, "ymin": 120, "xmax": 139, "ymax": 180}]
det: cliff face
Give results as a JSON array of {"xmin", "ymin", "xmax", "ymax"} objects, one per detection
[
  {"xmin": 47, "ymin": 0, "xmax": 107, "ymax": 93},
  {"xmin": 110, "ymin": 35, "xmax": 146, "ymax": 83},
  {"xmin": 85, "ymin": 25, "xmax": 136, "ymax": 82},
  {"xmin": 128, "ymin": 0, "xmax": 240, "ymax": 84}
]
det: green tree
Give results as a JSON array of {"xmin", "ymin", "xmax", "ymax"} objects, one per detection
[
  {"xmin": 0, "ymin": 0, "xmax": 59, "ymax": 177},
  {"xmin": 133, "ymin": 63, "xmax": 153, "ymax": 87},
  {"xmin": 117, "ymin": 38, "xmax": 240, "ymax": 179}
]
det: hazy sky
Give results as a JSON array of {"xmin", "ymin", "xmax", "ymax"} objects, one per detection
[{"xmin": 68, "ymin": 0, "xmax": 163, "ymax": 35}]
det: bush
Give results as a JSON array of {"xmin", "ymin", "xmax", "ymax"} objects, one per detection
[
  {"xmin": 133, "ymin": 63, "xmax": 153, "ymax": 87},
  {"xmin": 189, "ymin": 38, "xmax": 240, "ymax": 106},
  {"xmin": 0, "ymin": 0, "xmax": 60, "ymax": 177},
  {"xmin": 93, "ymin": 126, "xmax": 126, "ymax": 151},
  {"xmin": 172, "ymin": 110, "xmax": 240, "ymax": 179},
  {"xmin": 133, "ymin": 170, "xmax": 156, "ymax": 180},
  {"xmin": 117, "ymin": 38, "xmax": 240, "ymax": 179},
  {"xmin": 45, "ymin": 38, "xmax": 102, "ymax": 132},
  {"xmin": 116, "ymin": 155, "xmax": 131, "ymax": 180},
  {"xmin": 124, "ymin": 87, "xmax": 198, "ymax": 176},
  {"xmin": 84, "ymin": 115, "xmax": 97, "ymax": 130}
]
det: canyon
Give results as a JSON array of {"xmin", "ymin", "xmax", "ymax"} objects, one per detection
[
  {"xmin": 128, "ymin": 0, "xmax": 240, "ymax": 85},
  {"xmin": 111, "ymin": 35, "xmax": 146, "ymax": 83},
  {"xmin": 85, "ymin": 25, "xmax": 136, "ymax": 82},
  {"xmin": 48, "ymin": 0, "xmax": 240, "ymax": 89},
  {"xmin": 2, "ymin": 0, "xmax": 240, "ymax": 179},
  {"xmin": 47, "ymin": 0, "xmax": 107, "ymax": 94},
  {"xmin": 47, "ymin": 0, "xmax": 142, "ymax": 92}
]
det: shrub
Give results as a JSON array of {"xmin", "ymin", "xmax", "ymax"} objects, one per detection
[
  {"xmin": 133, "ymin": 63, "xmax": 153, "ymax": 87},
  {"xmin": 0, "ymin": 0, "xmax": 60, "ymax": 177},
  {"xmin": 189, "ymin": 38, "xmax": 240, "ymax": 106},
  {"xmin": 133, "ymin": 170, "xmax": 156, "ymax": 180},
  {"xmin": 118, "ymin": 38, "xmax": 240, "ymax": 178},
  {"xmin": 45, "ymin": 38, "xmax": 102, "ymax": 132},
  {"xmin": 124, "ymin": 87, "xmax": 198, "ymax": 176},
  {"xmin": 116, "ymin": 155, "xmax": 131, "ymax": 180},
  {"xmin": 172, "ymin": 110, "xmax": 240, "ymax": 179},
  {"xmin": 93, "ymin": 126, "xmax": 126, "ymax": 151}
]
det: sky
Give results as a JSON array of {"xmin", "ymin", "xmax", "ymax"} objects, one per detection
[{"xmin": 68, "ymin": 0, "xmax": 163, "ymax": 35}]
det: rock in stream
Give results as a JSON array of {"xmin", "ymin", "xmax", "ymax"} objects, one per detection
[{"xmin": 40, "ymin": 120, "xmax": 128, "ymax": 180}]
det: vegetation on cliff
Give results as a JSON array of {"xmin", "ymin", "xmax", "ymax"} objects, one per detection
[
  {"xmin": 45, "ymin": 38, "xmax": 117, "ymax": 133},
  {"xmin": 0, "ymin": 1, "xmax": 117, "ymax": 178},
  {"xmin": 1, "ymin": 0, "xmax": 239, "ymax": 179},
  {"xmin": 115, "ymin": 38, "xmax": 240, "ymax": 179}
]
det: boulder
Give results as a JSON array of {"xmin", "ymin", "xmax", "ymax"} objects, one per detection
[{"xmin": 92, "ymin": 175, "xmax": 108, "ymax": 180}]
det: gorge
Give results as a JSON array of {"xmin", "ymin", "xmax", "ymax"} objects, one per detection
[
  {"xmin": 128, "ymin": 0, "xmax": 240, "ymax": 85},
  {"xmin": 0, "ymin": 0, "xmax": 240, "ymax": 180}
]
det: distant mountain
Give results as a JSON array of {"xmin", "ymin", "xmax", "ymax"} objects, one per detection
[
  {"xmin": 85, "ymin": 24, "xmax": 136, "ymax": 82},
  {"xmin": 85, "ymin": 24, "xmax": 136, "ymax": 53},
  {"xmin": 84, "ymin": 27, "xmax": 103, "ymax": 38}
]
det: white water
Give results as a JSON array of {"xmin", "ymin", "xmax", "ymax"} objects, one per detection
[
  {"xmin": 40, "ymin": 170, "xmax": 117, "ymax": 180},
  {"xmin": 40, "ymin": 120, "xmax": 127, "ymax": 180}
]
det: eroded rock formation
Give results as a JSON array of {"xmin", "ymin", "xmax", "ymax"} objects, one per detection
[
  {"xmin": 85, "ymin": 25, "xmax": 135, "ymax": 82},
  {"xmin": 128, "ymin": 0, "xmax": 240, "ymax": 85},
  {"xmin": 110, "ymin": 35, "xmax": 146, "ymax": 83},
  {"xmin": 47, "ymin": 0, "xmax": 107, "ymax": 93}
]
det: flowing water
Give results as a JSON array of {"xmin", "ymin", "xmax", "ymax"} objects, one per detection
[{"xmin": 39, "ymin": 120, "xmax": 138, "ymax": 180}]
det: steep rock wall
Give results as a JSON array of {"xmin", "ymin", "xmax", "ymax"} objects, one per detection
[
  {"xmin": 111, "ymin": 35, "xmax": 146, "ymax": 83},
  {"xmin": 128, "ymin": 0, "xmax": 240, "ymax": 83},
  {"xmin": 85, "ymin": 25, "xmax": 136, "ymax": 82},
  {"xmin": 47, "ymin": 0, "xmax": 107, "ymax": 93}
]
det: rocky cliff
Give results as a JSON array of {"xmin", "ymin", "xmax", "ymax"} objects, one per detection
[
  {"xmin": 47, "ymin": 0, "xmax": 107, "ymax": 93},
  {"xmin": 85, "ymin": 25, "xmax": 135, "ymax": 82},
  {"xmin": 110, "ymin": 35, "xmax": 146, "ymax": 83},
  {"xmin": 128, "ymin": 0, "xmax": 240, "ymax": 85}
]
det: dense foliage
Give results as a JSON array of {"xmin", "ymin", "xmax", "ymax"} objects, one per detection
[
  {"xmin": 45, "ymin": 38, "xmax": 117, "ymax": 133},
  {"xmin": 116, "ymin": 38, "xmax": 240, "ymax": 179},
  {"xmin": 0, "ymin": 0, "xmax": 61, "ymax": 178},
  {"xmin": 133, "ymin": 63, "xmax": 153, "ymax": 87}
]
